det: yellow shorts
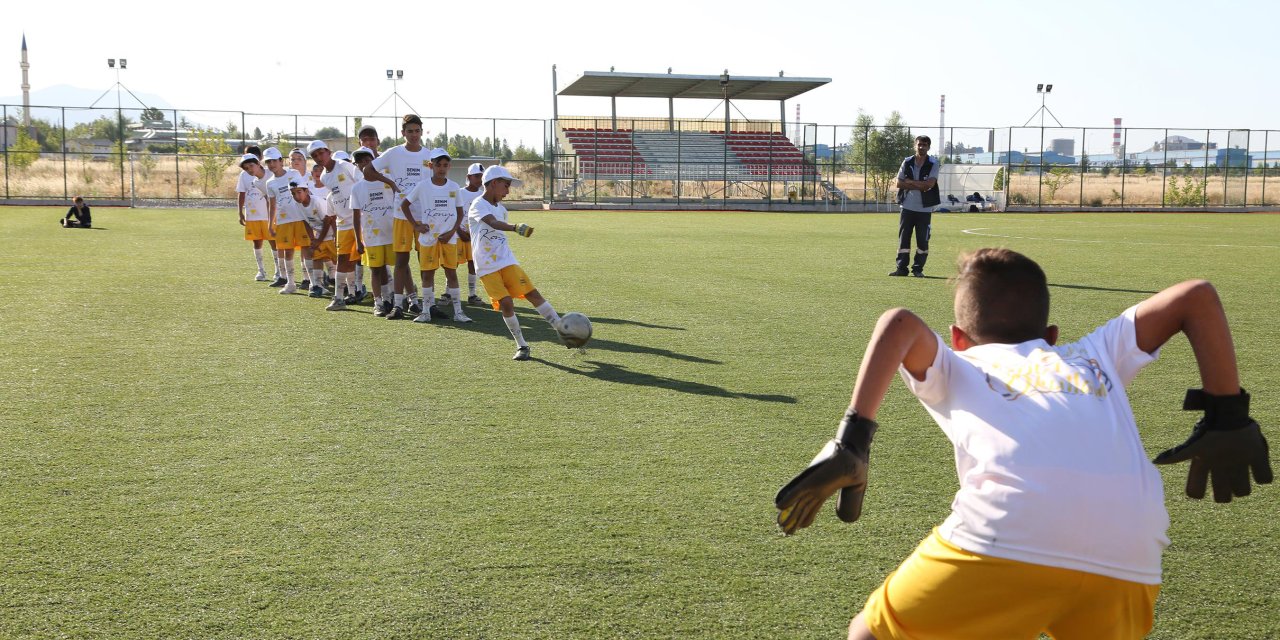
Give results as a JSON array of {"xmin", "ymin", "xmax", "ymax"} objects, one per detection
[
  {"xmin": 273, "ymin": 221, "xmax": 310, "ymax": 250},
  {"xmin": 393, "ymin": 218, "xmax": 417, "ymax": 253},
  {"xmin": 337, "ymin": 229, "xmax": 360, "ymax": 262},
  {"xmin": 244, "ymin": 219, "xmax": 273, "ymax": 241},
  {"xmin": 419, "ymin": 242, "xmax": 459, "ymax": 271},
  {"xmin": 862, "ymin": 529, "xmax": 1159, "ymax": 640},
  {"xmin": 312, "ymin": 239, "xmax": 337, "ymax": 263},
  {"xmin": 457, "ymin": 240, "xmax": 472, "ymax": 263},
  {"xmin": 479, "ymin": 265, "xmax": 535, "ymax": 310},
  {"xmin": 362, "ymin": 244, "xmax": 395, "ymax": 269}
]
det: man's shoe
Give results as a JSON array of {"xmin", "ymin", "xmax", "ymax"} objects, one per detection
[
  {"xmin": 373, "ymin": 300, "xmax": 388, "ymax": 317},
  {"xmin": 408, "ymin": 300, "xmax": 423, "ymax": 315},
  {"xmin": 512, "ymin": 346, "xmax": 531, "ymax": 361},
  {"xmin": 467, "ymin": 294, "xmax": 485, "ymax": 306},
  {"xmin": 888, "ymin": 268, "xmax": 909, "ymax": 277},
  {"xmin": 911, "ymin": 270, "xmax": 924, "ymax": 278},
  {"xmin": 300, "ymin": 279, "xmax": 311, "ymax": 289},
  {"xmin": 280, "ymin": 283, "xmax": 297, "ymax": 295},
  {"xmin": 309, "ymin": 286, "xmax": 326, "ymax": 298},
  {"xmin": 413, "ymin": 311, "xmax": 432, "ymax": 323},
  {"xmin": 269, "ymin": 276, "xmax": 287, "ymax": 287},
  {"xmin": 254, "ymin": 271, "xmax": 268, "ymax": 282},
  {"xmin": 429, "ymin": 305, "xmax": 450, "ymax": 320},
  {"xmin": 452, "ymin": 312, "xmax": 474, "ymax": 323},
  {"xmin": 325, "ymin": 299, "xmax": 347, "ymax": 311},
  {"xmin": 387, "ymin": 304, "xmax": 405, "ymax": 320}
]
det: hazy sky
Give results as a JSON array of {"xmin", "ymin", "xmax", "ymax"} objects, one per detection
[{"xmin": 4, "ymin": 0, "xmax": 1279, "ymax": 135}]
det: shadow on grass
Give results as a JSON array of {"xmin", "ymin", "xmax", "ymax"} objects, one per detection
[
  {"xmin": 533, "ymin": 358, "xmax": 796, "ymax": 403},
  {"xmin": 1048, "ymin": 282, "xmax": 1158, "ymax": 294},
  {"xmin": 510, "ymin": 306, "xmax": 685, "ymax": 331}
]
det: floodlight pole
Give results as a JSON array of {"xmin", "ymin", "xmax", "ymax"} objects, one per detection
[{"xmin": 721, "ymin": 71, "xmax": 730, "ymax": 207}]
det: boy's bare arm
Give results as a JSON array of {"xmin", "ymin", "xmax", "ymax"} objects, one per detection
[
  {"xmin": 849, "ymin": 308, "xmax": 939, "ymax": 419},
  {"xmin": 1134, "ymin": 279, "xmax": 1239, "ymax": 395}
]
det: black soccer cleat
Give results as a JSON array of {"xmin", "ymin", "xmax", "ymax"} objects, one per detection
[
  {"xmin": 888, "ymin": 269, "xmax": 909, "ymax": 277},
  {"xmin": 911, "ymin": 270, "xmax": 924, "ymax": 278},
  {"xmin": 373, "ymin": 300, "xmax": 388, "ymax": 317},
  {"xmin": 429, "ymin": 304, "xmax": 450, "ymax": 320},
  {"xmin": 387, "ymin": 304, "xmax": 405, "ymax": 320},
  {"xmin": 512, "ymin": 346, "xmax": 531, "ymax": 361},
  {"xmin": 269, "ymin": 276, "xmax": 287, "ymax": 287},
  {"xmin": 467, "ymin": 294, "xmax": 485, "ymax": 306},
  {"xmin": 407, "ymin": 300, "xmax": 422, "ymax": 315}
]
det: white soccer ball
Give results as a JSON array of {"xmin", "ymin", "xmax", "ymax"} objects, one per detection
[{"xmin": 558, "ymin": 312, "xmax": 592, "ymax": 348}]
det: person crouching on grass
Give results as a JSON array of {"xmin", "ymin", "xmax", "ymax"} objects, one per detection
[
  {"xmin": 467, "ymin": 166, "xmax": 575, "ymax": 361},
  {"xmin": 775, "ymin": 247, "xmax": 1271, "ymax": 640}
]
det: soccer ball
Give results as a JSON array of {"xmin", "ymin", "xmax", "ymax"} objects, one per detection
[{"xmin": 557, "ymin": 312, "xmax": 592, "ymax": 348}]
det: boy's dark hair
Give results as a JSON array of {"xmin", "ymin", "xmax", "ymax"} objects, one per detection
[
  {"xmin": 914, "ymin": 135, "xmax": 931, "ymax": 146},
  {"xmin": 954, "ymin": 248, "xmax": 1050, "ymax": 344},
  {"xmin": 244, "ymin": 144, "xmax": 262, "ymax": 157},
  {"xmin": 402, "ymin": 114, "xmax": 423, "ymax": 128}
]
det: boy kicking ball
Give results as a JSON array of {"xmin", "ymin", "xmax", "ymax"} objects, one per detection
[
  {"xmin": 468, "ymin": 166, "xmax": 576, "ymax": 361},
  {"xmin": 775, "ymin": 248, "xmax": 1271, "ymax": 640}
]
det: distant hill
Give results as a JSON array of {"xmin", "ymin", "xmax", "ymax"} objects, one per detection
[{"xmin": 0, "ymin": 84, "xmax": 174, "ymax": 127}]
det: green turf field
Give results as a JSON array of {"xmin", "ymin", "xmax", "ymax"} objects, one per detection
[{"xmin": 1, "ymin": 207, "xmax": 1277, "ymax": 639}]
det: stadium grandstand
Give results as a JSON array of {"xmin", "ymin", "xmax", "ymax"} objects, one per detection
[{"xmin": 551, "ymin": 69, "xmax": 836, "ymax": 205}]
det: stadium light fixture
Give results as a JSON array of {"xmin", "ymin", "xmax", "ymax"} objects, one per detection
[
  {"xmin": 108, "ymin": 58, "xmax": 115, "ymax": 68},
  {"xmin": 1045, "ymin": 84, "xmax": 1052, "ymax": 93},
  {"xmin": 386, "ymin": 69, "xmax": 393, "ymax": 79},
  {"xmin": 120, "ymin": 59, "xmax": 127, "ymax": 69},
  {"xmin": 1036, "ymin": 83, "xmax": 1043, "ymax": 92}
]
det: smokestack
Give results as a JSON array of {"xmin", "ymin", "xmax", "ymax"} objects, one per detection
[
  {"xmin": 939, "ymin": 95, "xmax": 945, "ymax": 159},
  {"xmin": 1113, "ymin": 118, "xmax": 1123, "ymax": 160}
]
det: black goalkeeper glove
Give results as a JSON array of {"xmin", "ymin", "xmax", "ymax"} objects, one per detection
[
  {"xmin": 774, "ymin": 410, "xmax": 877, "ymax": 535},
  {"xmin": 1153, "ymin": 388, "xmax": 1273, "ymax": 503}
]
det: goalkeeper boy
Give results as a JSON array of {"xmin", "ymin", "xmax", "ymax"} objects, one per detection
[{"xmin": 775, "ymin": 248, "xmax": 1271, "ymax": 640}]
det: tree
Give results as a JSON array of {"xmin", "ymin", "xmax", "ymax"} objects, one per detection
[
  {"xmin": 252, "ymin": 126, "xmax": 263, "ymax": 141},
  {"xmin": 1165, "ymin": 174, "xmax": 1206, "ymax": 207},
  {"xmin": 1041, "ymin": 166, "xmax": 1075, "ymax": 200},
  {"xmin": 9, "ymin": 129, "xmax": 42, "ymax": 170},
  {"xmin": 1079, "ymin": 152, "xmax": 1090, "ymax": 173},
  {"xmin": 992, "ymin": 167, "xmax": 1005, "ymax": 190},
  {"xmin": 1100, "ymin": 164, "xmax": 1112, "ymax": 179},
  {"xmin": 314, "ymin": 126, "xmax": 342, "ymax": 139},
  {"xmin": 136, "ymin": 148, "xmax": 157, "ymax": 179},
  {"xmin": 141, "ymin": 107, "xmax": 166, "ymax": 123},
  {"xmin": 848, "ymin": 110, "xmax": 914, "ymax": 202},
  {"xmin": 185, "ymin": 127, "xmax": 235, "ymax": 195}
]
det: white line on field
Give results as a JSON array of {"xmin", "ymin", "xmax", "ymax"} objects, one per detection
[{"xmin": 959, "ymin": 227, "xmax": 1280, "ymax": 249}]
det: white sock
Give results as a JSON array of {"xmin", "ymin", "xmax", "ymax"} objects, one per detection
[
  {"xmin": 254, "ymin": 247, "xmax": 265, "ymax": 272},
  {"xmin": 394, "ymin": 293, "xmax": 405, "ymax": 308},
  {"xmin": 381, "ymin": 283, "xmax": 392, "ymax": 299},
  {"xmin": 467, "ymin": 273, "xmax": 477, "ymax": 295},
  {"xmin": 284, "ymin": 258, "xmax": 295, "ymax": 285},
  {"xmin": 423, "ymin": 287, "xmax": 435, "ymax": 308},
  {"xmin": 535, "ymin": 301, "xmax": 561, "ymax": 326},
  {"xmin": 504, "ymin": 314, "xmax": 528, "ymax": 348},
  {"xmin": 355, "ymin": 264, "xmax": 365, "ymax": 289},
  {"xmin": 343, "ymin": 271, "xmax": 355, "ymax": 296},
  {"xmin": 274, "ymin": 256, "xmax": 283, "ymax": 277},
  {"xmin": 311, "ymin": 268, "xmax": 324, "ymax": 286},
  {"xmin": 448, "ymin": 288, "xmax": 462, "ymax": 314}
]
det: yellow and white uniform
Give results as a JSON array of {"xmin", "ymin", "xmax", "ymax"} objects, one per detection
[
  {"xmin": 350, "ymin": 178, "xmax": 396, "ymax": 268},
  {"xmin": 407, "ymin": 178, "xmax": 462, "ymax": 271},
  {"xmin": 456, "ymin": 185, "xmax": 483, "ymax": 262},
  {"xmin": 864, "ymin": 306, "xmax": 1167, "ymax": 640},
  {"xmin": 297, "ymin": 194, "xmax": 335, "ymax": 262},
  {"xmin": 237, "ymin": 170, "xmax": 271, "ymax": 240},
  {"xmin": 372, "ymin": 145, "xmax": 431, "ymax": 252},
  {"xmin": 265, "ymin": 169, "xmax": 307, "ymax": 248},
  {"xmin": 468, "ymin": 196, "xmax": 533, "ymax": 309},
  {"xmin": 321, "ymin": 160, "xmax": 362, "ymax": 261}
]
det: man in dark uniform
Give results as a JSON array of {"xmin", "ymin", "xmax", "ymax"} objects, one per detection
[
  {"xmin": 890, "ymin": 136, "xmax": 940, "ymax": 277},
  {"xmin": 61, "ymin": 196, "xmax": 92, "ymax": 228}
]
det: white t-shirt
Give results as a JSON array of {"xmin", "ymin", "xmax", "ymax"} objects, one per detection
[
  {"xmin": 236, "ymin": 171, "xmax": 269, "ymax": 222},
  {"xmin": 407, "ymin": 178, "xmax": 462, "ymax": 246},
  {"xmin": 265, "ymin": 169, "xmax": 305, "ymax": 224},
  {"xmin": 458, "ymin": 186, "xmax": 483, "ymax": 223},
  {"xmin": 295, "ymin": 194, "xmax": 333, "ymax": 240},
  {"xmin": 308, "ymin": 175, "xmax": 330, "ymax": 201},
  {"xmin": 350, "ymin": 179, "xmax": 396, "ymax": 247},
  {"xmin": 899, "ymin": 306, "xmax": 1169, "ymax": 585},
  {"xmin": 467, "ymin": 197, "xmax": 519, "ymax": 277},
  {"xmin": 320, "ymin": 160, "xmax": 362, "ymax": 232},
  {"xmin": 372, "ymin": 144, "xmax": 431, "ymax": 220}
]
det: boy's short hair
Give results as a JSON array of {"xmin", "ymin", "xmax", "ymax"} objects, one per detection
[
  {"xmin": 73, "ymin": 195, "xmax": 85, "ymax": 203},
  {"xmin": 402, "ymin": 114, "xmax": 423, "ymax": 128},
  {"xmin": 244, "ymin": 145, "xmax": 262, "ymax": 158},
  {"xmin": 954, "ymin": 248, "xmax": 1050, "ymax": 344},
  {"xmin": 914, "ymin": 135, "xmax": 931, "ymax": 146}
]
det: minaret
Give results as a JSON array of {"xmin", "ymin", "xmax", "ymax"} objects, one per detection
[{"xmin": 20, "ymin": 34, "xmax": 31, "ymax": 128}]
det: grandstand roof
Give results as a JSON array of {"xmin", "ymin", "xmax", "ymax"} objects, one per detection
[{"xmin": 558, "ymin": 71, "xmax": 830, "ymax": 102}]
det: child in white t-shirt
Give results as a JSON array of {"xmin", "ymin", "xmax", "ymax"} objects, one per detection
[
  {"xmin": 468, "ymin": 166, "xmax": 577, "ymax": 361},
  {"xmin": 775, "ymin": 248, "xmax": 1271, "ymax": 640},
  {"xmin": 403, "ymin": 148, "xmax": 470, "ymax": 323},
  {"xmin": 456, "ymin": 162, "xmax": 486, "ymax": 305}
]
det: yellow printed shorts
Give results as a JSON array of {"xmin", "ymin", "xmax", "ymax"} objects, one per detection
[
  {"xmin": 479, "ymin": 265, "xmax": 535, "ymax": 310},
  {"xmin": 862, "ymin": 529, "xmax": 1159, "ymax": 640},
  {"xmin": 457, "ymin": 239, "xmax": 472, "ymax": 263},
  {"xmin": 393, "ymin": 218, "xmax": 417, "ymax": 253},
  {"xmin": 244, "ymin": 219, "xmax": 273, "ymax": 241},
  {"xmin": 418, "ymin": 242, "xmax": 459, "ymax": 271},
  {"xmin": 312, "ymin": 239, "xmax": 337, "ymax": 263},
  {"xmin": 337, "ymin": 229, "xmax": 361, "ymax": 262},
  {"xmin": 273, "ymin": 221, "xmax": 310, "ymax": 250},
  {"xmin": 362, "ymin": 244, "xmax": 395, "ymax": 269}
]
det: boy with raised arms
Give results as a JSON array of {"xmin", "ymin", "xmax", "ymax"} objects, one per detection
[
  {"xmin": 235, "ymin": 149, "xmax": 276, "ymax": 282},
  {"xmin": 456, "ymin": 162, "xmax": 486, "ymax": 305},
  {"xmin": 774, "ymin": 248, "xmax": 1272, "ymax": 640},
  {"xmin": 348, "ymin": 147, "xmax": 397, "ymax": 317},
  {"xmin": 469, "ymin": 166, "xmax": 575, "ymax": 360},
  {"xmin": 373, "ymin": 114, "xmax": 431, "ymax": 319},
  {"xmin": 262, "ymin": 147, "xmax": 307, "ymax": 294},
  {"xmin": 403, "ymin": 148, "xmax": 471, "ymax": 323}
]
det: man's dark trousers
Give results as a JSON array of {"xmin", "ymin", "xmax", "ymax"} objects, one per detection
[{"xmin": 896, "ymin": 208, "xmax": 931, "ymax": 273}]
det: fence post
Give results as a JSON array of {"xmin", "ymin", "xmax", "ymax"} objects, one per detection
[
  {"xmin": 1079, "ymin": 127, "xmax": 1086, "ymax": 207},
  {"xmin": 1120, "ymin": 128, "xmax": 1127, "ymax": 208},
  {"xmin": 1161, "ymin": 128, "xmax": 1168, "ymax": 208},
  {"xmin": 2, "ymin": 105, "xmax": 7, "ymax": 199},
  {"xmin": 61, "ymin": 107, "xmax": 68, "ymax": 201},
  {"xmin": 1202, "ymin": 129, "xmax": 1210, "ymax": 207},
  {"xmin": 174, "ymin": 109, "xmax": 180, "ymax": 201}
]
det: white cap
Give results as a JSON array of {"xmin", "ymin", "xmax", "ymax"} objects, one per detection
[
  {"xmin": 357, "ymin": 124, "xmax": 378, "ymax": 137},
  {"xmin": 333, "ymin": 150, "xmax": 352, "ymax": 162},
  {"xmin": 238, "ymin": 153, "xmax": 260, "ymax": 167},
  {"xmin": 306, "ymin": 140, "xmax": 329, "ymax": 155},
  {"xmin": 262, "ymin": 147, "xmax": 284, "ymax": 161},
  {"xmin": 467, "ymin": 162, "xmax": 484, "ymax": 175},
  {"xmin": 428, "ymin": 147, "xmax": 450, "ymax": 161},
  {"xmin": 351, "ymin": 146, "xmax": 376, "ymax": 160},
  {"xmin": 481, "ymin": 165, "xmax": 522, "ymax": 187},
  {"xmin": 289, "ymin": 147, "xmax": 306, "ymax": 158},
  {"xmin": 288, "ymin": 179, "xmax": 310, "ymax": 190}
]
